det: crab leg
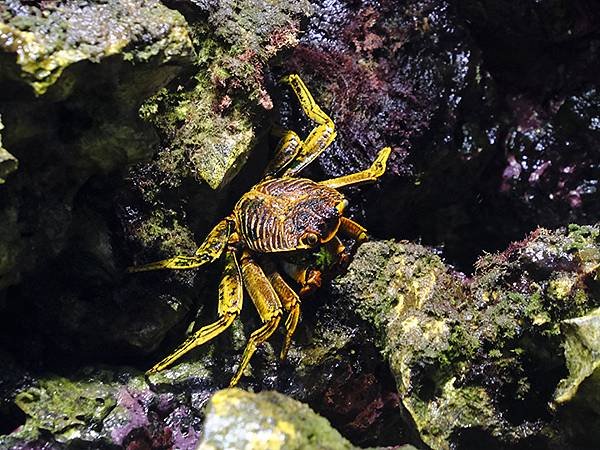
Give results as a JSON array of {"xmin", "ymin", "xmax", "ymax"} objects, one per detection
[
  {"xmin": 128, "ymin": 219, "xmax": 230, "ymax": 272},
  {"xmin": 275, "ymin": 74, "xmax": 337, "ymax": 177},
  {"xmin": 261, "ymin": 258, "xmax": 301, "ymax": 360},
  {"xmin": 324, "ymin": 235, "xmax": 351, "ymax": 267},
  {"xmin": 320, "ymin": 147, "xmax": 391, "ymax": 189},
  {"xmin": 146, "ymin": 249, "xmax": 243, "ymax": 375},
  {"xmin": 281, "ymin": 261, "xmax": 323, "ymax": 297},
  {"xmin": 230, "ymin": 251, "xmax": 283, "ymax": 386},
  {"xmin": 339, "ymin": 217, "xmax": 368, "ymax": 242},
  {"xmin": 263, "ymin": 130, "xmax": 303, "ymax": 177}
]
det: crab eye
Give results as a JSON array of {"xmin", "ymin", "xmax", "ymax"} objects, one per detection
[{"xmin": 301, "ymin": 232, "xmax": 319, "ymax": 246}]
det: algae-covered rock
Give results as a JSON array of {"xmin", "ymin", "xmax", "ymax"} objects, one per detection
[
  {"xmin": 197, "ymin": 388, "xmax": 356, "ymax": 450},
  {"xmin": 0, "ymin": 0, "xmax": 193, "ymax": 95},
  {"xmin": 139, "ymin": 78, "xmax": 255, "ymax": 190},
  {"xmin": 2, "ymin": 367, "xmax": 206, "ymax": 449},
  {"xmin": 552, "ymin": 308, "xmax": 600, "ymax": 448},
  {"xmin": 330, "ymin": 225, "xmax": 600, "ymax": 448},
  {"xmin": 135, "ymin": 0, "xmax": 311, "ymax": 189}
]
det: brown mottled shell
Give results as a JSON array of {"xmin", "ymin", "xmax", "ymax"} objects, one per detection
[{"xmin": 233, "ymin": 177, "xmax": 345, "ymax": 253}]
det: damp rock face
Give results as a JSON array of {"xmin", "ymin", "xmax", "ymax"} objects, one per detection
[
  {"xmin": 277, "ymin": 0, "xmax": 600, "ymax": 268},
  {"xmin": 279, "ymin": 0, "xmax": 504, "ymax": 265},
  {"xmin": 330, "ymin": 225, "xmax": 600, "ymax": 449}
]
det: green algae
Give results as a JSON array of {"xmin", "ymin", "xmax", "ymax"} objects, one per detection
[
  {"xmin": 136, "ymin": 0, "xmax": 312, "ymax": 190},
  {"xmin": 140, "ymin": 75, "xmax": 255, "ymax": 190},
  {"xmin": 133, "ymin": 208, "xmax": 197, "ymax": 257}
]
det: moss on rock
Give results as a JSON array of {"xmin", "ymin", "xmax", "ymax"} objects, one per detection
[{"xmin": 135, "ymin": 0, "xmax": 311, "ymax": 189}]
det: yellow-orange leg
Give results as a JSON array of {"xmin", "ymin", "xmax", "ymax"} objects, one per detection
[
  {"xmin": 230, "ymin": 252, "xmax": 283, "ymax": 386},
  {"xmin": 146, "ymin": 249, "xmax": 243, "ymax": 375},
  {"xmin": 277, "ymin": 74, "xmax": 337, "ymax": 177},
  {"xmin": 128, "ymin": 219, "xmax": 231, "ymax": 272},
  {"xmin": 262, "ymin": 259, "xmax": 301, "ymax": 360},
  {"xmin": 320, "ymin": 147, "xmax": 391, "ymax": 189},
  {"xmin": 263, "ymin": 130, "xmax": 303, "ymax": 178},
  {"xmin": 324, "ymin": 235, "xmax": 351, "ymax": 267},
  {"xmin": 339, "ymin": 217, "xmax": 368, "ymax": 242},
  {"xmin": 281, "ymin": 260, "xmax": 322, "ymax": 297}
]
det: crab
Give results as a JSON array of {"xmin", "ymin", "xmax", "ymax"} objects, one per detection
[{"xmin": 129, "ymin": 74, "xmax": 390, "ymax": 386}]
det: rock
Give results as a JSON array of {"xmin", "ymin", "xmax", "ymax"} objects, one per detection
[
  {"xmin": 196, "ymin": 388, "xmax": 357, "ymax": 450},
  {"xmin": 276, "ymin": 0, "xmax": 600, "ymax": 269},
  {"xmin": 329, "ymin": 224, "xmax": 600, "ymax": 448},
  {"xmin": 0, "ymin": 115, "xmax": 17, "ymax": 184},
  {"xmin": 0, "ymin": 0, "xmax": 195, "ymax": 290},
  {"xmin": 552, "ymin": 308, "xmax": 600, "ymax": 448},
  {"xmin": 0, "ymin": 0, "xmax": 193, "ymax": 95},
  {"xmin": 1, "ymin": 366, "xmax": 206, "ymax": 449},
  {"xmin": 497, "ymin": 87, "xmax": 600, "ymax": 232},
  {"xmin": 135, "ymin": 0, "xmax": 312, "ymax": 189},
  {"xmin": 279, "ymin": 0, "xmax": 503, "ymax": 266},
  {"xmin": 554, "ymin": 308, "xmax": 600, "ymax": 406},
  {"xmin": 456, "ymin": 0, "xmax": 600, "ymax": 91}
]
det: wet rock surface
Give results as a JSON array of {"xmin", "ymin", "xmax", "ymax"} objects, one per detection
[
  {"xmin": 277, "ymin": 0, "xmax": 600, "ymax": 267},
  {"xmin": 1, "ymin": 0, "xmax": 600, "ymax": 449}
]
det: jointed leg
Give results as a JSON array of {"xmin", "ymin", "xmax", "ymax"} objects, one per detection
[
  {"xmin": 282, "ymin": 74, "xmax": 334, "ymax": 125},
  {"xmin": 274, "ymin": 74, "xmax": 337, "ymax": 177},
  {"xmin": 261, "ymin": 258, "xmax": 301, "ymax": 360},
  {"xmin": 146, "ymin": 249, "xmax": 243, "ymax": 375},
  {"xmin": 281, "ymin": 260, "xmax": 322, "ymax": 297},
  {"xmin": 320, "ymin": 147, "xmax": 391, "ymax": 189},
  {"xmin": 128, "ymin": 219, "xmax": 231, "ymax": 272},
  {"xmin": 230, "ymin": 251, "xmax": 283, "ymax": 386},
  {"xmin": 339, "ymin": 217, "xmax": 368, "ymax": 242},
  {"xmin": 324, "ymin": 236, "xmax": 351, "ymax": 268},
  {"xmin": 263, "ymin": 130, "xmax": 303, "ymax": 178}
]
